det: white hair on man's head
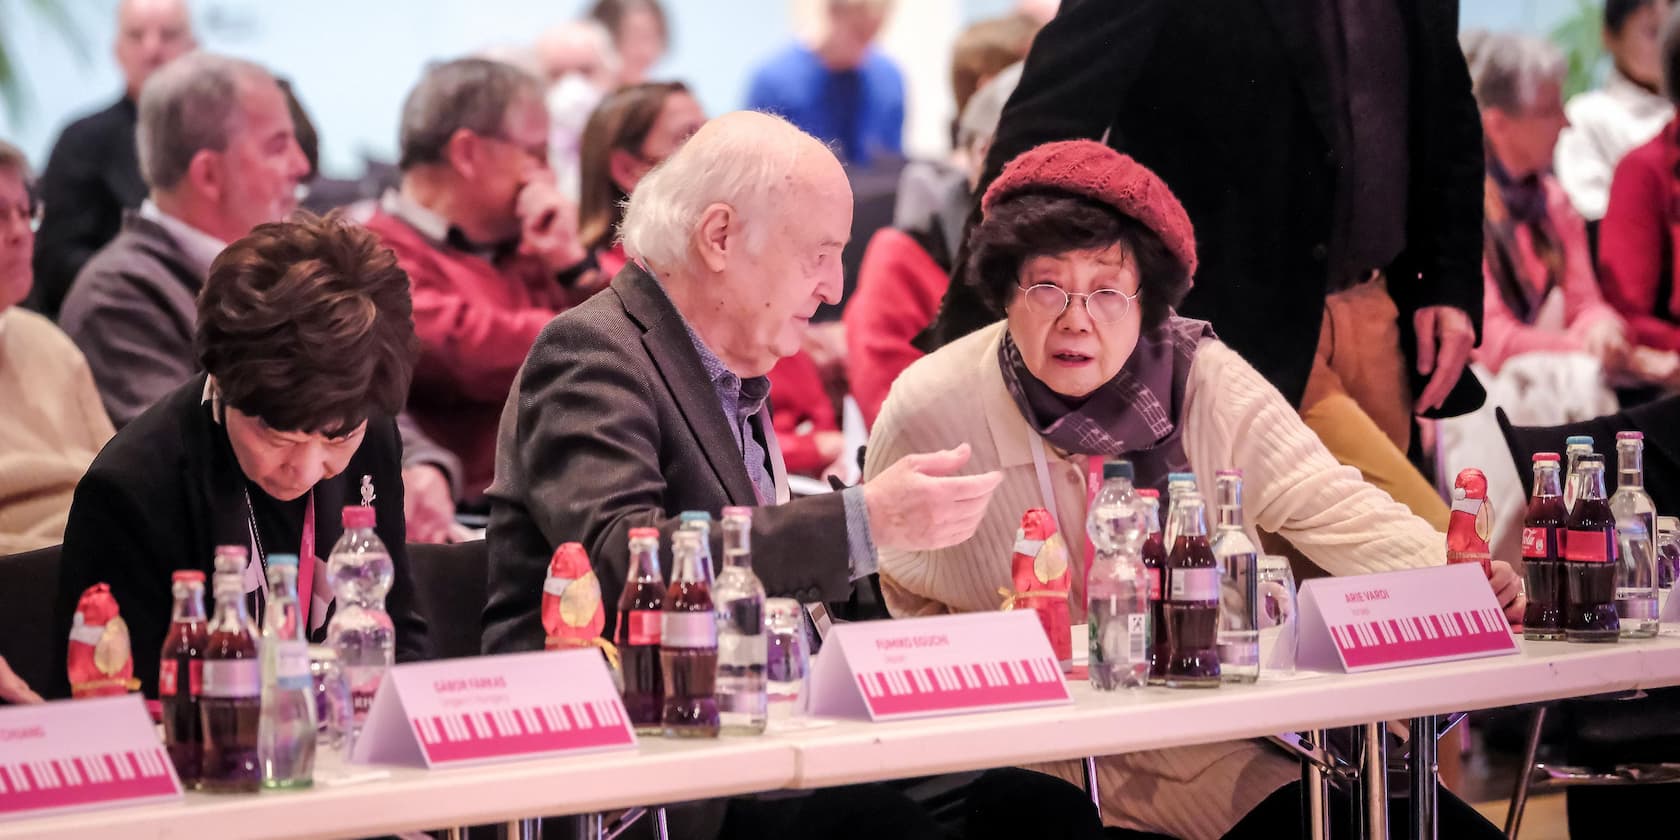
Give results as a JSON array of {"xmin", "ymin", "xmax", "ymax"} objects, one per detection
[
  {"xmin": 1466, "ymin": 32, "xmax": 1567, "ymax": 113},
  {"xmin": 619, "ymin": 111, "xmax": 825, "ymax": 270}
]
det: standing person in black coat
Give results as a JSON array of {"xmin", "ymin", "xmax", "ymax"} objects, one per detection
[
  {"xmin": 26, "ymin": 0, "xmax": 196, "ymax": 320},
  {"xmin": 53, "ymin": 214, "xmax": 432, "ymax": 699},
  {"xmin": 923, "ymin": 0, "xmax": 1488, "ymax": 537}
]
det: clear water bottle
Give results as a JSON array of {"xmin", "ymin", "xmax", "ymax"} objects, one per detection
[
  {"xmin": 1615, "ymin": 516, "xmax": 1659, "ymax": 638},
  {"xmin": 765, "ymin": 598, "xmax": 810, "ymax": 719},
  {"xmin": 1657, "ymin": 516, "xmax": 1680, "ymax": 591},
  {"xmin": 1086, "ymin": 461, "xmax": 1149, "ymax": 690},
  {"xmin": 325, "ymin": 506, "xmax": 393, "ymax": 751},
  {"xmin": 1611, "ymin": 433, "xmax": 1658, "ymax": 638},
  {"xmin": 1213, "ymin": 470, "xmax": 1259, "ymax": 683},
  {"xmin": 715, "ymin": 507, "xmax": 767, "ymax": 734},
  {"xmin": 258, "ymin": 553, "xmax": 316, "ymax": 788}
]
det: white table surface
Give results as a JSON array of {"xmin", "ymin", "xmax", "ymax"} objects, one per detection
[
  {"xmin": 778, "ymin": 637, "xmax": 1680, "ymax": 788},
  {"xmin": 5, "ymin": 637, "xmax": 1679, "ymax": 839},
  {"xmin": 0, "ymin": 734, "xmax": 795, "ymax": 840}
]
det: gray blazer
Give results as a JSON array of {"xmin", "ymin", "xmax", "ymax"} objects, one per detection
[
  {"xmin": 482, "ymin": 264, "xmax": 855, "ymax": 653},
  {"xmin": 60, "ymin": 212, "xmax": 201, "ymax": 430}
]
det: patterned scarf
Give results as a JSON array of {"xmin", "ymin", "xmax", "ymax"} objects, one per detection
[
  {"xmin": 1483, "ymin": 155, "xmax": 1562, "ymax": 325},
  {"xmin": 998, "ymin": 315, "xmax": 1216, "ymax": 496}
]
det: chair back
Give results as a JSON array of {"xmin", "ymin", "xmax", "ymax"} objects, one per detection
[
  {"xmin": 406, "ymin": 540, "xmax": 489, "ymax": 660},
  {"xmin": 0, "ymin": 545, "xmax": 63, "ymax": 699}
]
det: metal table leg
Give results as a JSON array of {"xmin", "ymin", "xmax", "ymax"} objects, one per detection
[
  {"xmin": 510, "ymin": 817, "xmax": 541, "ymax": 840},
  {"xmin": 1365, "ymin": 722, "xmax": 1389, "ymax": 840},
  {"xmin": 1300, "ymin": 729, "xmax": 1333, "ymax": 840},
  {"xmin": 576, "ymin": 813, "xmax": 604, "ymax": 840},
  {"xmin": 1504, "ymin": 706, "xmax": 1547, "ymax": 839},
  {"xmin": 1081, "ymin": 755, "xmax": 1103, "ymax": 820},
  {"xmin": 1409, "ymin": 715, "xmax": 1440, "ymax": 840}
]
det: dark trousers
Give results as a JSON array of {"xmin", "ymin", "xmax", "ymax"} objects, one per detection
[
  {"xmin": 717, "ymin": 769, "xmax": 1108, "ymax": 840},
  {"xmin": 1221, "ymin": 780, "xmax": 1501, "ymax": 839}
]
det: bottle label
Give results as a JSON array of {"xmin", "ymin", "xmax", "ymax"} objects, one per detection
[
  {"xmin": 1147, "ymin": 568, "xmax": 1161, "ymax": 601},
  {"xmin": 158, "ymin": 659, "xmax": 202, "ymax": 696},
  {"xmin": 718, "ymin": 630, "xmax": 768, "ymax": 664},
  {"xmin": 627, "ymin": 609, "xmax": 661, "ymax": 646},
  {"xmin": 1169, "ymin": 568, "xmax": 1220, "ymax": 602},
  {"xmin": 1520, "ymin": 527, "xmax": 1551, "ymax": 559},
  {"xmin": 275, "ymin": 640, "xmax": 312, "ymax": 690},
  {"xmin": 661, "ymin": 611, "xmax": 717, "ymax": 649},
  {"xmin": 352, "ymin": 689, "xmax": 377, "ymax": 721},
  {"xmin": 1564, "ymin": 529, "xmax": 1614, "ymax": 563},
  {"xmin": 1615, "ymin": 587, "xmax": 1652, "ymax": 601},
  {"xmin": 1127, "ymin": 613, "xmax": 1148, "ymax": 663},
  {"xmin": 201, "ymin": 659, "xmax": 261, "ymax": 698}
]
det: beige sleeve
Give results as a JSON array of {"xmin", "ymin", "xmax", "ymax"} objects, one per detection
[{"xmin": 1187, "ymin": 343, "xmax": 1444, "ymax": 576}]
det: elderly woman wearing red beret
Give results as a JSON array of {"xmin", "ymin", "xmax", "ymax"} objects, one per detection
[{"xmin": 864, "ymin": 141, "xmax": 1520, "ymax": 839}]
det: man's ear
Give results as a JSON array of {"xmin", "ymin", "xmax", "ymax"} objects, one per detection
[
  {"xmin": 443, "ymin": 128, "xmax": 481, "ymax": 179},
  {"xmin": 183, "ymin": 149, "xmax": 224, "ymax": 204},
  {"xmin": 693, "ymin": 202, "xmax": 736, "ymax": 273}
]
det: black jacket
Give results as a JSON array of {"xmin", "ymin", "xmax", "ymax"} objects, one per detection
[
  {"xmin": 482, "ymin": 265, "xmax": 856, "ymax": 655},
  {"xmin": 52, "ymin": 376, "xmax": 432, "ymax": 699},
  {"xmin": 925, "ymin": 0, "xmax": 1486, "ymax": 416},
  {"xmin": 27, "ymin": 96, "xmax": 148, "ymax": 321}
]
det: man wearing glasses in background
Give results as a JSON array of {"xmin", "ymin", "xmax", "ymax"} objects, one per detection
[{"xmin": 364, "ymin": 58, "xmax": 602, "ymax": 506}]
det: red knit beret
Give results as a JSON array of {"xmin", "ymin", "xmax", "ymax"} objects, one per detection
[{"xmin": 981, "ymin": 140, "xmax": 1198, "ymax": 281}]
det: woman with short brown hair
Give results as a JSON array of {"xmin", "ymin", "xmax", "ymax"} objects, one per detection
[{"xmin": 54, "ymin": 213, "xmax": 432, "ymax": 700}]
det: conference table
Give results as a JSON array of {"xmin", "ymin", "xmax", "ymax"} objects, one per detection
[{"xmin": 4, "ymin": 636, "xmax": 1679, "ymax": 840}]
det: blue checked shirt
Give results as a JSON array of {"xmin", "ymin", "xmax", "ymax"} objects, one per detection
[{"xmin": 683, "ymin": 321, "xmax": 877, "ymax": 582}]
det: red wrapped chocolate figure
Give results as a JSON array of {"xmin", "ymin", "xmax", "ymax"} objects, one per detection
[
  {"xmin": 1447, "ymin": 468, "xmax": 1494, "ymax": 578},
  {"xmin": 67, "ymin": 583, "xmax": 140, "ymax": 698},
  {"xmin": 541, "ymin": 542, "xmax": 619, "ymax": 675},
  {"xmin": 1001, "ymin": 508, "xmax": 1073, "ymax": 668}
]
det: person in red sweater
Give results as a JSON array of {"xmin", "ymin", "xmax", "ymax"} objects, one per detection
[
  {"xmin": 363, "ymin": 59, "xmax": 602, "ymax": 500},
  {"xmin": 1601, "ymin": 6, "xmax": 1680, "ymax": 384}
]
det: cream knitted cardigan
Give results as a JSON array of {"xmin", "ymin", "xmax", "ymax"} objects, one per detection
[
  {"xmin": 0, "ymin": 308, "xmax": 115, "ymax": 554},
  {"xmin": 864, "ymin": 321, "xmax": 1446, "ymax": 839}
]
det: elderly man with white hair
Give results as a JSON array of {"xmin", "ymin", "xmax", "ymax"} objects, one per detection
[
  {"xmin": 483, "ymin": 111, "xmax": 1111, "ymax": 840},
  {"xmin": 484, "ymin": 109, "xmax": 1000, "ymax": 667}
]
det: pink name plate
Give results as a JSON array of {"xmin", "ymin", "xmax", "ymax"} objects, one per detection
[
  {"xmin": 353, "ymin": 649, "xmax": 635, "ymax": 769},
  {"xmin": 1297, "ymin": 563, "xmax": 1518, "ymax": 673},
  {"xmin": 809, "ymin": 611, "xmax": 1071, "ymax": 722},
  {"xmin": 0, "ymin": 695, "xmax": 181, "ymax": 821}
]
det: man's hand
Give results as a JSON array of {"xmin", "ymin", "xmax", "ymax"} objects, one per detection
[
  {"xmin": 0, "ymin": 654, "xmax": 42, "ymax": 704},
  {"xmin": 515, "ymin": 179, "xmax": 589, "ymax": 274},
  {"xmin": 403, "ymin": 464, "xmax": 458, "ymax": 544},
  {"xmin": 1489, "ymin": 559, "xmax": 1526, "ymax": 626},
  {"xmin": 863, "ymin": 443, "xmax": 1004, "ymax": 552},
  {"xmin": 1413, "ymin": 305, "xmax": 1477, "ymax": 413}
]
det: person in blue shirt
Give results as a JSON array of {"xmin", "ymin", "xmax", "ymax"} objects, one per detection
[{"xmin": 745, "ymin": 0, "xmax": 904, "ymax": 166}]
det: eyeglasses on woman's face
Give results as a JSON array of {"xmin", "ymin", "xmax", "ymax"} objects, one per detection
[{"xmin": 1014, "ymin": 282, "xmax": 1139, "ymax": 324}]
